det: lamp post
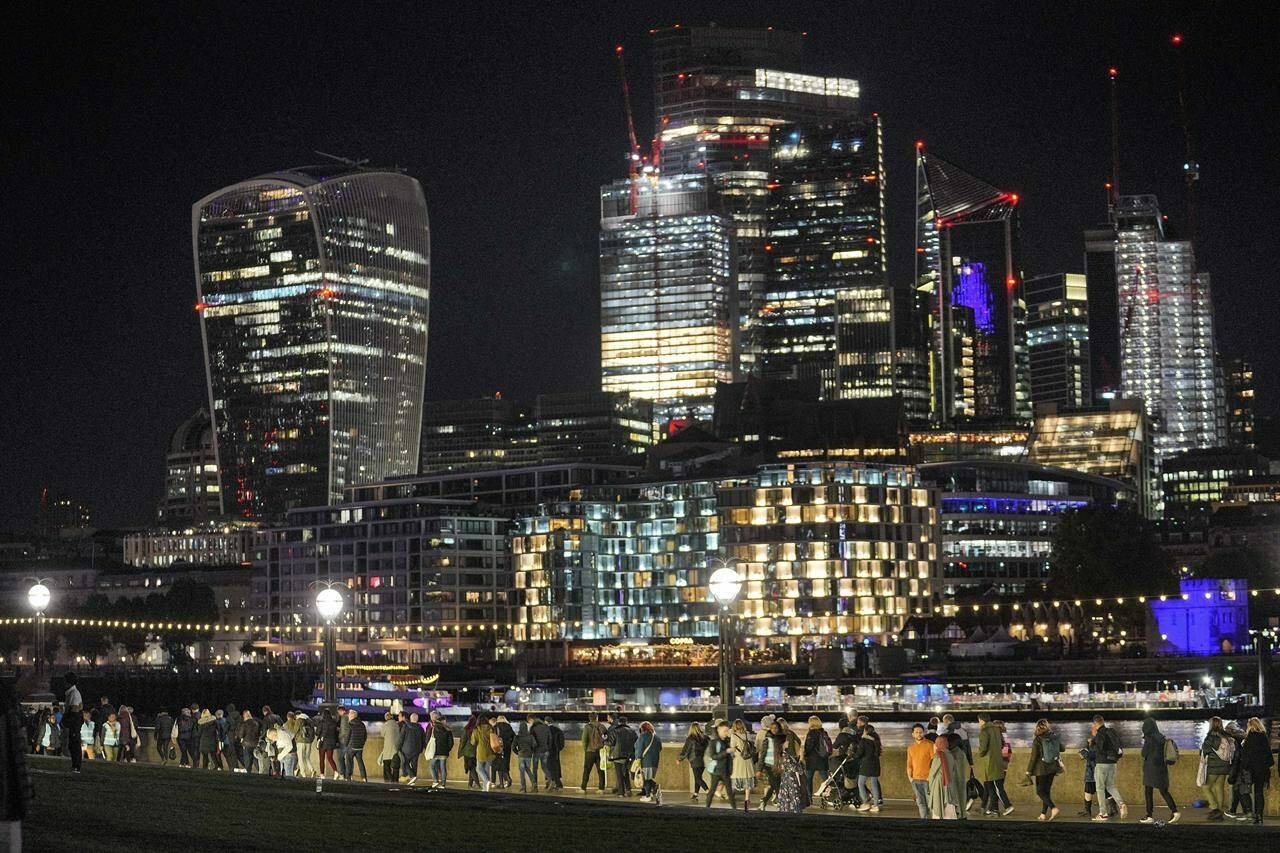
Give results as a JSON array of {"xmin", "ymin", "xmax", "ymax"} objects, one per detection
[
  {"xmin": 27, "ymin": 581, "xmax": 52, "ymax": 676},
  {"xmin": 315, "ymin": 587, "xmax": 344, "ymax": 709},
  {"xmin": 709, "ymin": 564, "xmax": 742, "ymax": 720}
]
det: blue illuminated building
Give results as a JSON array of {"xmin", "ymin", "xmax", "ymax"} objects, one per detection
[
  {"xmin": 920, "ymin": 460, "xmax": 1124, "ymax": 598},
  {"xmin": 1148, "ymin": 578, "xmax": 1249, "ymax": 655}
]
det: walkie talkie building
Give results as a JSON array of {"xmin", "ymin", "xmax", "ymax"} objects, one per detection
[{"xmin": 193, "ymin": 166, "xmax": 430, "ymax": 519}]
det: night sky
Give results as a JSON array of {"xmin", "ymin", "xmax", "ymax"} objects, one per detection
[{"xmin": 5, "ymin": 2, "xmax": 1275, "ymax": 531}]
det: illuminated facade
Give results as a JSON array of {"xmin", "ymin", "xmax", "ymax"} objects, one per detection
[
  {"xmin": 1024, "ymin": 273, "xmax": 1091, "ymax": 408},
  {"xmin": 599, "ymin": 175, "xmax": 734, "ymax": 424},
  {"xmin": 158, "ymin": 407, "xmax": 221, "ymax": 525},
  {"xmin": 1224, "ymin": 358, "xmax": 1256, "ymax": 449},
  {"xmin": 915, "ymin": 150, "xmax": 1031, "ymax": 422},
  {"xmin": 1160, "ymin": 447, "xmax": 1271, "ymax": 517},
  {"xmin": 908, "ymin": 424, "xmax": 1029, "ymax": 463},
  {"xmin": 920, "ymin": 460, "xmax": 1123, "ymax": 598},
  {"xmin": 833, "ymin": 287, "xmax": 931, "ymax": 421},
  {"xmin": 651, "ymin": 25, "xmax": 861, "ymax": 377},
  {"xmin": 194, "ymin": 166, "xmax": 430, "ymax": 519},
  {"xmin": 1028, "ymin": 399, "xmax": 1155, "ymax": 517},
  {"xmin": 123, "ymin": 522, "xmax": 256, "ymax": 568},
  {"xmin": 512, "ymin": 463, "xmax": 940, "ymax": 647},
  {"xmin": 1114, "ymin": 195, "xmax": 1223, "ymax": 460},
  {"xmin": 253, "ymin": 498, "xmax": 508, "ymax": 663}
]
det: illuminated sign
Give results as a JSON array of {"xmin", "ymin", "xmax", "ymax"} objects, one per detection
[{"xmin": 669, "ymin": 637, "xmax": 694, "ymax": 646}]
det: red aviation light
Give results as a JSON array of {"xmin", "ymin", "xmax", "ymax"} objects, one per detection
[
  {"xmin": 194, "ymin": 302, "xmax": 208, "ymax": 312},
  {"xmin": 614, "ymin": 44, "xmax": 623, "ymax": 54},
  {"xmin": 1006, "ymin": 275, "xmax": 1017, "ymax": 289},
  {"xmin": 866, "ymin": 236, "xmax": 876, "ymax": 244},
  {"xmin": 1108, "ymin": 67, "xmax": 1118, "ymax": 79},
  {"xmin": 1009, "ymin": 193, "xmax": 1020, "ymax": 205},
  {"xmin": 1171, "ymin": 34, "xmax": 1183, "ymax": 45},
  {"xmin": 318, "ymin": 287, "xmax": 337, "ymax": 300},
  {"xmin": 915, "ymin": 140, "xmax": 924, "ymax": 150}
]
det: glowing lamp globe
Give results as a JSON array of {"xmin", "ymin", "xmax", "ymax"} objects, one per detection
[
  {"xmin": 28, "ymin": 583, "xmax": 51, "ymax": 613},
  {"xmin": 316, "ymin": 587, "xmax": 344, "ymax": 621},
  {"xmin": 708, "ymin": 567, "xmax": 743, "ymax": 605}
]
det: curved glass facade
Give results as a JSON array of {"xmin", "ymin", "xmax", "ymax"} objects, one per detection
[{"xmin": 194, "ymin": 169, "xmax": 429, "ymax": 519}]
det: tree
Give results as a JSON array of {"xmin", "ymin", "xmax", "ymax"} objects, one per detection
[
  {"xmin": 1048, "ymin": 506, "xmax": 1176, "ymax": 598},
  {"xmin": 1196, "ymin": 546, "xmax": 1278, "ymax": 588},
  {"xmin": 158, "ymin": 578, "xmax": 218, "ymax": 663}
]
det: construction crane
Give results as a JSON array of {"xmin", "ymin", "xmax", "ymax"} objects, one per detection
[
  {"xmin": 1170, "ymin": 33, "xmax": 1200, "ymax": 240},
  {"xmin": 1108, "ymin": 66, "xmax": 1120, "ymax": 213},
  {"xmin": 614, "ymin": 44, "xmax": 668, "ymax": 215}
]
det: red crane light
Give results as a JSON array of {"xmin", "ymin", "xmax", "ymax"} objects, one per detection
[
  {"xmin": 915, "ymin": 140, "xmax": 924, "ymax": 150},
  {"xmin": 194, "ymin": 302, "xmax": 208, "ymax": 312},
  {"xmin": 1108, "ymin": 67, "xmax": 1118, "ymax": 79},
  {"xmin": 1171, "ymin": 34, "xmax": 1183, "ymax": 45}
]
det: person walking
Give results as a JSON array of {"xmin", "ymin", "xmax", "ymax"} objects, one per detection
[
  {"xmin": 470, "ymin": 715, "xmax": 496, "ymax": 791},
  {"xmin": 427, "ymin": 712, "xmax": 453, "ymax": 788},
  {"xmin": 610, "ymin": 716, "xmax": 637, "ymax": 797},
  {"xmin": 380, "ymin": 712, "xmax": 402, "ymax": 783},
  {"xmin": 100, "ymin": 713, "xmax": 121, "ymax": 762},
  {"xmin": 153, "ymin": 708, "xmax": 173, "ymax": 766},
  {"xmin": 317, "ymin": 708, "xmax": 340, "ymax": 779},
  {"xmin": 635, "ymin": 721, "xmax": 662, "ymax": 801},
  {"xmin": 974, "ymin": 713, "xmax": 1009, "ymax": 816},
  {"xmin": 337, "ymin": 706, "xmax": 354, "ymax": 780},
  {"xmin": 344, "ymin": 709, "xmax": 368, "ymax": 782},
  {"xmin": 514, "ymin": 720, "xmax": 537, "ymax": 792},
  {"xmin": 1138, "ymin": 717, "xmax": 1179, "ymax": 824},
  {"xmin": 197, "ymin": 709, "xmax": 221, "ymax": 770},
  {"xmin": 581, "ymin": 712, "xmax": 609, "ymax": 793},
  {"xmin": 295, "ymin": 713, "xmax": 317, "ymax": 778},
  {"xmin": 1238, "ymin": 717, "xmax": 1273, "ymax": 825},
  {"xmin": 398, "ymin": 713, "xmax": 424, "ymax": 784},
  {"xmin": 117, "ymin": 705, "xmax": 137, "ymax": 762},
  {"xmin": 677, "ymin": 722, "xmax": 708, "ymax": 800},
  {"xmin": 802, "ymin": 716, "xmax": 832, "ymax": 798},
  {"xmin": 1199, "ymin": 716, "xmax": 1233, "ymax": 820},
  {"xmin": 238, "ymin": 709, "xmax": 260, "ymax": 774},
  {"xmin": 175, "ymin": 708, "xmax": 196, "ymax": 767},
  {"xmin": 705, "ymin": 721, "xmax": 738, "ymax": 809},
  {"xmin": 460, "ymin": 713, "xmax": 480, "ymax": 788},
  {"xmin": 1092, "ymin": 714, "xmax": 1127, "ymax": 821},
  {"xmin": 927, "ymin": 733, "xmax": 966, "ymax": 819},
  {"xmin": 729, "ymin": 719, "xmax": 755, "ymax": 813},
  {"xmin": 757, "ymin": 718, "xmax": 787, "ymax": 811},
  {"xmin": 907, "ymin": 723, "xmax": 934, "ymax": 818},
  {"xmin": 1224, "ymin": 723, "xmax": 1252, "ymax": 821},
  {"xmin": 854, "ymin": 723, "xmax": 883, "ymax": 813},
  {"xmin": 493, "ymin": 715, "xmax": 515, "ymax": 789},
  {"xmin": 1024, "ymin": 718, "xmax": 1062, "ymax": 821}
]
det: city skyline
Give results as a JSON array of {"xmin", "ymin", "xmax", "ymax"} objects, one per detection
[{"xmin": 5, "ymin": 2, "xmax": 1275, "ymax": 530}]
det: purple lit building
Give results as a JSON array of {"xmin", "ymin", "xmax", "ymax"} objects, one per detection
[{"xmin": 1147, "ymin": 578, "xmax": 1249, "ymax": 655}]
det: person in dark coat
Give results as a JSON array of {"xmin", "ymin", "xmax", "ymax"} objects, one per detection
[
  {"xmin": 610, "ymin": 716, "xmax": 638, "ymax": 797},
  {"xmin": 529, "ymin": 716, "xmax": 552, "ymax": 790},
  {"xmin": 221, "ymin": 704, "xmax": 240, "ymax": 770},
  {"xmin": 704, "ymin": 721, "xmax": 737, "ymax": 809},
  {"xmin": 545, "ymin": 720, "xmax": 565, "ymax": 790},
  {"xmin": 802, "ymin": 716, "xmax": 831, "ymax": 796},
  {"xmin": 853, "ymin": 724, "xmax": 883, "ymax": 811},
  {"xmin": 1239, "ymin": 717, "xmax": 1274, "ymax": 824},
  {"xmin": 176, "ymin": 708, "xmax": 197, "ymax": 767},
  {"xmin": 317, "ymin": 708, "xmax": 340, "ymax": 779},
  {"xmin": 343, "ymin": 709, "xmax": 368, "ymax": 782},
  {"xmin": 398, "ymin": 712, "xmax": 425, "ymax": 783},
  {"xmin": 493, "ymin": 716, "xmax": 515, "ymax": 788},
  {"xmin": 153, "ymin": 709, "xmax": 174, "ymax": 765},
  {"xmin": 197, "ymin": 710, "xmax": 222, "ymax": 770},
  {"xmin": 239, "ymin": 710, "xmax": 261, "ymax": 773},
  {"xmin": 1139, "ymin": 718, "xmax": 1178, "ymax": 823}
]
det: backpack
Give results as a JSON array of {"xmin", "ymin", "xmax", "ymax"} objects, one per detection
[
  {"xmin": 1041, "ymin": 735, "xmax": 1061, "ymax": 764},
  {"xmin": 489, "ymin": 730, "xmax": 503, "ymax": 754},
  {"xmin": 1096, "ymin": 728, "xmax": 1121, "ymax": 763},
  {"xmin": 298, "ymin": 717, "xmax": 316, "ymax": 743},
  {"xmin": 1163, "ymin": 738, "xmax": 1179, "ymax": 765},
  {"xmin": 1214, "ymin": 735, "xmax": 1236, "ymax": 764},
  {"xmin": 741, "ymin": 738, "xmax": 758, "ymax": 762},
  {"xmin": 816, "ymin": 731, "xmax": 832, "ymax": 758},
  {"xmin": 586, "ymin": 723, "xmax": 605, "ymax": 751}
]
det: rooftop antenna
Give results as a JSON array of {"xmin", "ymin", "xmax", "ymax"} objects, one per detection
[
  {"xmin": 314, "ymin": 151, "xmax": 371, "ymax": 169},
  {"xmin": 1108, "ymin": 66, "xmax": 1120, "ymax": 217},
  {"xmin": 1170, "ymin": 34, "xmax": 1199, "ymax": 240}
]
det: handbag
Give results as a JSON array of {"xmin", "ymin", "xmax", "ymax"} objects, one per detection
[
  {"xmin": 943, "ymin": 802, "xmax": 958, "ymax": 820},
  {"xmin": 1195, "ymin": 755, "xmax": 1208, "ymax": 787}
]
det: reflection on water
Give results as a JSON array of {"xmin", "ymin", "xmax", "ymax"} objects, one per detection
[{"xmin": 555, "ymin": 719, "xmax": 1212, "ymax": 749}]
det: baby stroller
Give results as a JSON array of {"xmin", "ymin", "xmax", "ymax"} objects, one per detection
[{"xmin": 815, "ymin": 753, "xmax": 862, "ymax": 810}]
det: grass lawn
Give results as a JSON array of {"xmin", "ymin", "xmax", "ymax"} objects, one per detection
[{"xmin": 23, "ymin": 757, "xmax": 1274, "ymax": 852}]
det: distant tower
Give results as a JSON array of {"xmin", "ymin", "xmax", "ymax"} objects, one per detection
[
  {"xmin": 157, "ymin": 407, "xmax": 221, "ymax": 526},
  {"xmin": 194, "ymin": 165, "xmax": 430, "ymax": 519}
]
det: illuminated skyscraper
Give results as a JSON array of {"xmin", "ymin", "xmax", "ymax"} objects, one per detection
[
  {"xmin": 194, "ymin": 166, "xmax": 430, "ymax": 519},
  {"xmin": 650, "ymin": 25, "xmax": 861, "ymax": 377},
  {"xmin": 1024, "ymin": 273, "xmax": 1091, "ymax": 408},
  {"xmin": 1114, "ymin": 195, "xmax": 1222, "ymax": 460},
  {"xmin": 915, "ymin": 150, "xmax": 1031, "ymax": 423},
  {"xmin": 599, "ymin": 174, "xmax": 734, "ymax": 426}
]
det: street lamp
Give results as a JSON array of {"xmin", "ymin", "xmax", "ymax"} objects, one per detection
[
  {"xmin": 27, "ymin": 581, "xmax": 52, "ymax": 676},
  {"xmin": 709, "ymin": 563, "xmax": 742, "ymax": 720},
  {"xmin": 315, "ymin": 586, "xmax": 344, "ymax": 709}
]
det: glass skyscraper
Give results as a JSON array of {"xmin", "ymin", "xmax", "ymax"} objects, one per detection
[
  {"xmin": 1114, "ymin": 195, "xmax": 1222, "ymax": 461},
  {"xmin": 1024, "ymin": 273, "xmax": 1091, "ymax": 408},
  {"xmin": 916, "ymin": 151, "xmax": 1031, "ymax": 423},
  {"xmin": 599, "ymin": 174, "xmax": 734, "ymax": 425},
  {"xmin": 194, "ymin": 166, "xmax": 430, "ymax": 519}
]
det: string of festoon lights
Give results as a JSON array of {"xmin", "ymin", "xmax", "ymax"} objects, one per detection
[{"xmin": 0, "ymin": 586, "xmax": 1275, "ymax": 637}]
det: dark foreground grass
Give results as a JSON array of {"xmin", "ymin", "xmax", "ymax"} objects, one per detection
[{"xmin": 23, "ymin": 757, "xmax": 1277, "ymax": 853}]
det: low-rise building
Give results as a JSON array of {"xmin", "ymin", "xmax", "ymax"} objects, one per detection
[{"xmin": 122, "ymin": 522, "xmax": 257, "ymax": 568}]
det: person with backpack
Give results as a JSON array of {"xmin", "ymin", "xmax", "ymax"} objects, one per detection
[
  {"xmin": 1238, "ymin": 717, "xmax": 1273, "ymax": 825},
  {"xmin": 1199, "ymin": 716, "xmax": 1233, "ymax": 820},
  {"xmin": 513, "ymin": 720, "xmax": 538, "ymax": 792},
  {"xmin": 705, "ymin": 721, "xmax": 737, "ymax": 809},
  {"xmin": 729, "ymin": 719, "xmax": 755, "ymax": 813},
  {"xmin": 677, "ymin": 722, "xmax": 708, "ymax": 800},
  {"xmin": 545, "ymin": 720, "xmax": 565, "ymax": 790},
  {"xmin": 1138, "ymin": 717, "xmax": 1179, "ymax": 824},
  {"xmin": 294, "ymin": 713, "xmax": 317, "ymax": 778},
  {"xmin": 907, "ymin": 723, "xmax": 934, "ymax": 818},
  {"xmin": 610, "ymin": 716, "xmax": 637, "ymax": 797},
  {"xmin": 803, "ymin": 716, "xmax": 832, "ymax": 797},
  {"xmin": 427, "ymin": 711, "xmax": 453, "ymax": 788},
  {"xmin": 1024, "ymin": 718, "xmax": 1062, "ymax": 821},
  {"xmin": 1092, "ymin": 714, "xmax": 1127, "ymax": 820},
  {"xmin": 580, "ymin": 712, "xmax": 608, "ymax": 793}
]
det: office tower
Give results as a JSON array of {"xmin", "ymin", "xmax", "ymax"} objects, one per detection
[
  {"xmin": 599, "ymin": 174, "xmax": 734, "ymax": 425},
  {"xmin": 533, "ymin": 391, "xmax": 655, "ymax": 463},
  {"xmin": 1028, "ymin": 399, "xmax": 1156, "ymax": 517},
  {"xmin": 760, "ymin": 120, "xmax": 894, "ymax": 389},
  {"xmin": 916, "ymin": 150, "xmax": 1031, "ymax": 423},
  {"xmin": 157, "ymin": 407, "xmax": 221, "ymax": 525},
  {"xmin": 1083, "ymin": 223, "xmax": 1121, "ymax": 400},
  {"xmin": 1023, "ymin": 273, "xmax": 1092, "ymax": 408},
  {"xmin": 419, "ymin": 396, "xmax": 521, "ymax": 473},
  {"xmin": 1161, "ymin": 446, "xmax": 1271, "ymax": 517},
  {"xmin": 1224, "ymin": 358, "xmax": 1256, "ymax": 449},
  {"xmin": 650, "ymin": 25, "xmax": 861, "ymax": 377},
  {"xmin": 1114, "ymin": 195, "xmax": 1223, "ymax": 460},
  {"xmin": 37, "ymin": 489, "xmax": 90, "ymax": 537},
  {"xmin": 194, "ymin": 166, "xmax": 430, "ymax": 519},
  {"xmin": 832, "ymin": 286, "xmax": 931, "ymax": 421}
]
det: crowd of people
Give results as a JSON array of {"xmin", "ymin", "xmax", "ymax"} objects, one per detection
[{"xmin": 26, "ymin": 675, "xmax": 1278, "ymax": 824}]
